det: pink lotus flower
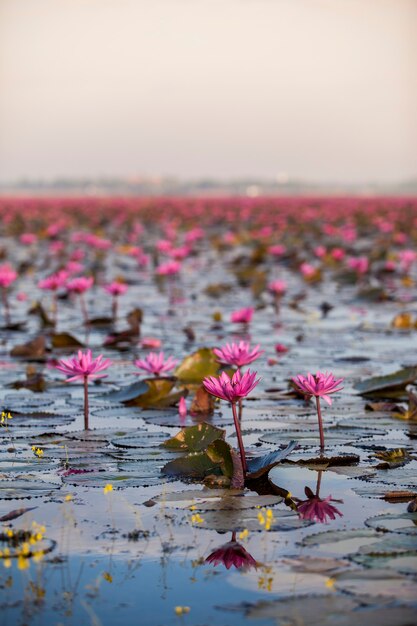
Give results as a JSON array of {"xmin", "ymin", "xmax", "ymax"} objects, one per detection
[
  {"xmin": 56, "ymin": 350, "xmax": 112, "ymax": 430},
  {"xmin": 0, "ymin": 264, "xmax": 17, "ymax": 289},
  {"xmin": 20, "ymin": 233, "xmax": 37, "ymax": 245},
  {"xmin": 178, "ymin": 396, "xmax": 187, "ymax": 420},
  {"xmin": 268, "ymin": 244, "xmax": 286, "ymax": 257},
  {"xmin": 156, "ymin": 261, "xmax": 181, "ymax": 276},
  {"xmin": 292, "ymin": 372, "xmax": 344, "ymax": 406},
  {"xmin": 275, "ymin": 343, "xmax": 289, "ymax": 354},
  {"xmin": 0, "ymin": 264, "xmax": 17, "ymax": 326},
  {"xmin": 38, "ymin": 271, "xmax": 68, "ymax": 291},
  {"xmin": 268, "ymin": 280, "xmax": 287, "ymax": 295},
  {"xmin": 330, "ymin": 247, "xmax": 345, "ymax": 262},
  {"xmin": 140, "ymin": 337, "xmax": 162, "ymax": 349},
  {"xmin": 206, "ymin": 540, "xmax": 257, "ymax": 570},
  {"xmin": 292, "ymin": 372, "xmax": 343, "ymax": 450},
  {"xmin": 347, "ymin": 256, "xmax": 369, "ymax": 275},
  {"xmin": 134, "ymin": 351, "xmax": 178, "ymax": 376},
  {"xmin": 203, "ymin": 369, "xmax": 260, "ymax": 474},
  {"xmin": 66, "ymin": 276, "xmax": 94, "ymax": 294},
  {"xmin": 314, "ymin": 246, "xmax": 326, "ymax": 259},
  {"xmin": 214, "ymin": 341, "xmax": 264, "ymax": 368},
  {"xmin": 203, "ymin": 369, "xmax": 260, "ymax": 404},
  {"xmin": 56, "ymin": 349, "xmax": 112, "ymax": 383},
  {"xmin": 230, "ymin": 307, "xmax": 254, "ymax": 324},
  {"xmin": 66, "ymin": 276, "xmax": 93, "ymax": 324},
  {"xmin": 104, "ymin": 282, "xmax": 128, "ymax": 296},
  {"xmin": 297, "ymin": 495, "xmax": 343, "ymax": 524},
  {"xmin": 300, "ymin": 262, "xmax": 317, "ymax": 279}
]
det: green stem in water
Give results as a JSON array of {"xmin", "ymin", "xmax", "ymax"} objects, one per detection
[
  {"xmin": 83, "ymin": 376, "xmax": 89, "ymax": 430},
  {"xmin": 315, "ymin": 396, "xmax": 325, "ymax": 451},
  {"xmin": 231, "ymin": 401, "xmax": 247, "ymax": 475}
]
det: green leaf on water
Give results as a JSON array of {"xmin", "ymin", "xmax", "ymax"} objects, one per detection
[
  {"xmin": 354, "ymin": 366, "xmax": 417, "ymax": 398},
  {"xmin": 174, "ymin": 348, "xmax": 220, "ymax": 384},
  {"xmin": 162, "ymin": 422, "xmax": 225, "ymax": 452}
]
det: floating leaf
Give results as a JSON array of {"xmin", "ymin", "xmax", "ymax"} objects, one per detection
[
  {"xmin": 365, "ymin": 512, "xmax": 417, "ymax": 536},
  {"xmin": 236, "ymin": 594, "xmax": 358, "ymax": 625},
  {"xmin": 333, "ymin": 569, "xmax": 417, "ymax": 602},
  {"xmin": 373, "ymin": 448, "xmax": 411, "ymax": 469},
  {"xmin": 161, "ymin": 451, "xmax": 220, "ymax": 479},
  {"xmin": 0, "ymin": 478, "xmax": 60, "ymax": 500},
  {"xmin": 246, "ymin": 441, "xmax": 298, "ymax": 479},
  {"xmin": 100, "ymin": 381, "xmax": 149, "ymax": 403},
  {"xmin": 300, "ymin": 528, "xmax": 381, "ymax": 547},
  {"xmin": 162, "ymin": 422, "xmax": 225, "ymax": 452},
  {"xmin": 51, "ymin": 333, "xmax": 84, "ymax": 349},
  {"xmin": 190, "ymin": 385, "xmax": 215, "ymax": 415},
  {"xmin": 174, "ymin": 348, "xmax": 219, "ymax": 384},
  {"xmin": 206, "ymin": 439, "xmax": 234, "ymax": 480},
  {"xmin": 0, "ymin": 507, "xmax": 37, "ymax": 522},
  {"xmin": 391, "ymin": 312, "xmax": 414, "ymax": 329},
  {"xmin": 10, "ymin": 336, "xmax": 46, "ymax": 360},
  {"xmin": 354, "ymin": 366, "xmax": 417, "ymax": 398},
  {"xmin": 200, "ymin": 507, "xmax": 312, "ymax": 532}
]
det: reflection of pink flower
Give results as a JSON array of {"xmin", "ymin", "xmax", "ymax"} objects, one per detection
[
  {"xmin": 0, "ymin": 264, "xmax": 17, "ymax": 288},
  {"xmin": 206, "ymin": 541, "xmax": 257, "ymax": 570},
  {"xmin": 230, "ymin": 307, "xmax": 254, "ymax": 324},
  {"xmin": 292, "ymin": 372, "xmax": 343, "ymax": 406},
  {"xmin": 67, "ymin": 276, "xmax": 94, "ymax": 294},
  {"xmin": 134, "ymin": 351, "xmax": 178, "ymax": 376},
  {"xmin": 56, "ymin": 350, "xmax": 112, "ymax": 382},
  {"xmin": 297, "ymin": 495, "xmax": 343, "ymax": 524},
  {"xmin": 214, "ymin": 341, "xmax": 264, "ymax": 368},
  {"xmin": 203, "ymin": 369, "xmax": 260, "ymax": 403}
]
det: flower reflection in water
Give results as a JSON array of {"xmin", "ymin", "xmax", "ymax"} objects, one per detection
[
  {"xmin": 205, "ymin": 532, "xmax": 258, "ymax": 570},
  {"xmin": 296, "ymin": 470, "xmax": 343, "ymax": 524}
]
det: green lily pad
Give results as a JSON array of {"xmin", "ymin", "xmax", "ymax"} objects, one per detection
[
  {"xmin": 365, "ymin": 512, "xmax": 417, "ymax": 535},
  {"xmin": 162, "ymin": 422, "xmax": 225, "ymax": 452},
  {"xmin": 174, "ymin": 348, "xmax": 219, "ymax": 384},
  {"xmin": 100, "ymin": 381, "xmax": 149, "ymax": 403},
  {"xmin": 246, "ymin": 441, "xmax": 298, "ymax": 479},
  {"xmin": 51, "ymin": 332, "xmax": 85, "ymax": 349},
  {"xmin": 199, "ymin": 507, "xmax": 312, "ymax": 532},
  {"xmin": 0, "ymin": 478, "xmax": 61, "ymax": 500},
  {"xmin": 161, "ymin": 451, "xmax": 221, "ymax": 479},
  {"xmin": 354, "ymin": 366, "xmax": 417, "ymax": 398}
]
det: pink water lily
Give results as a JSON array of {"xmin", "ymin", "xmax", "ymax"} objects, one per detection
[
  {"xmin": 56, "ymin": 350, "xmax": 112, "ymax": 430},
  {"xmin": 292, "ymin": 372, "xmax": 344, "ymax": 450},
  {"xmin": 134, "ymin": 351, "xmax": 178, "ymax": 376},
  {"xmin": 203, "ymin": 370, "xmax": 260, "ymax": 474},
  {"xmin": 213, "ymin": 341, "xmax": 264, "ymax": 368},
  {"xmin": 104, "ymin": 281, "xmax": 128, "ymax": 320},
  {"xmin": 203, "ymin": 369, "xmax": 260, "ymax": 404},
  {"xmin": 230, "ymin": 307, "xmax": 254, "ymax": 324},
  {"xmin": 292, "ymin": 372, "xmax": 344, "ymax": 406},
  {"xmin": 0, "ymin": 264, "xmax": 18, "ymax": 325}
]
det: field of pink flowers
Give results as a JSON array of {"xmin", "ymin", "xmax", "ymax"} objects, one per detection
[{"xmin": 0, "ymin": 196, "xmax": 416, "ymax": 626}]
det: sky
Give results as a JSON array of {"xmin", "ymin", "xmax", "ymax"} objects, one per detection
[{"xmin": 0, "ymin": 0, "xmax": 416, "ymax": 184}]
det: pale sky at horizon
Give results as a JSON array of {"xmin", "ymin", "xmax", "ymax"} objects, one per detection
[{"xmin": 0, "ymin": 0, "xmax": 416, "ymax": 184}]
